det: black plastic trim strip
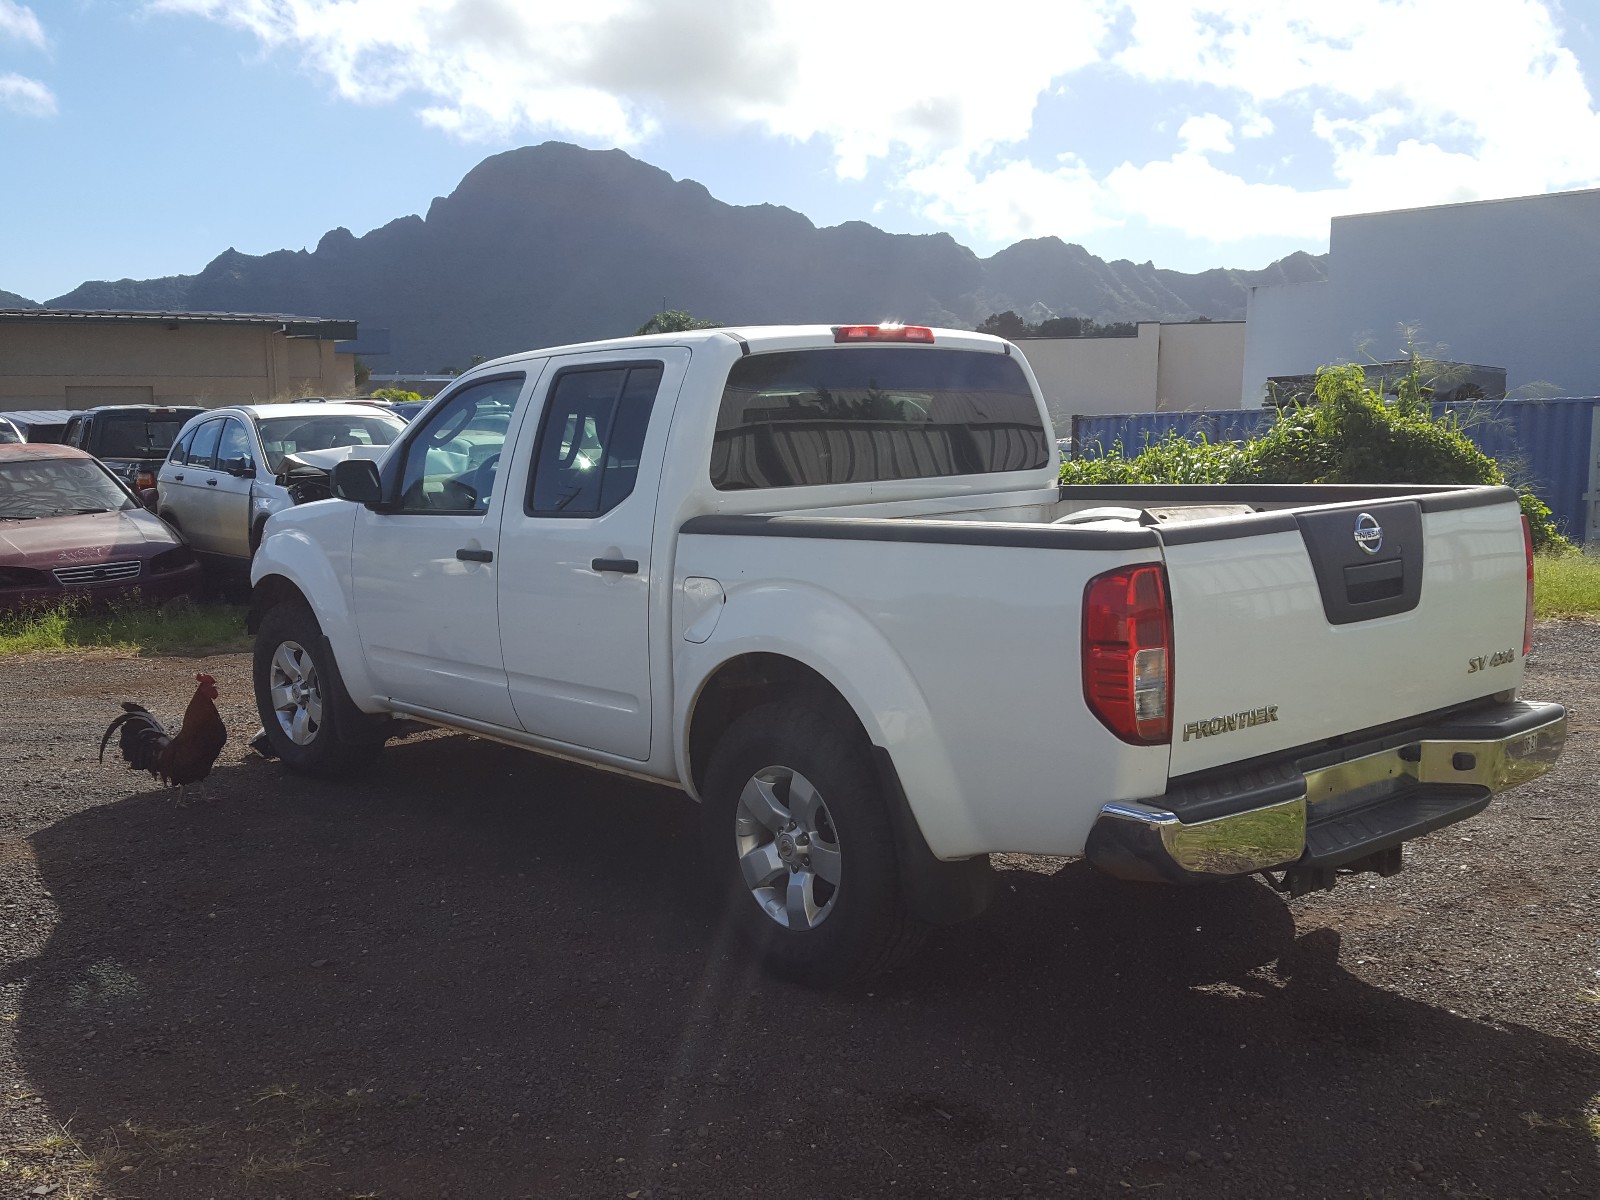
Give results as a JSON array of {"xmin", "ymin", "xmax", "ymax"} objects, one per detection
[
  {"xmin": 1416, "ymin": 485, "xmax": 1519, "ymax": 513},
  {"xmin": 720, "ymin": 331, "xmax": 751, "ymax": 356},
  {"xmin": 680, "ymin": 513, "xmax": 1160, "ymax": 551},
  {"xmin": 1156, "ymin": 511, "xmax": 1299, "ymax": 546},
  {"xmin": 1057, "ymin": 483, "xmax": 1516, "ymax": 513}
]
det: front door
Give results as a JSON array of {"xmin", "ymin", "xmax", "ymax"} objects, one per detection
[
  {"xmin": 350, "ymin": 371, "xmax": 534, "ymax": 726},
  {"xmin": 496, "ymin": 349, "xmax": 686, "ymax": 761}
]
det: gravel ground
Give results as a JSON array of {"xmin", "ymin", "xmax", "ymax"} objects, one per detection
[{"xmin": 0, "ymin": 625, "xmax": 1594, "ymax": 1199}]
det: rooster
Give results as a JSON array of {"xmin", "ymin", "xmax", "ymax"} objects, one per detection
[{"xmin": 99, "ymin": 673, "xmax": 229, "ymax": 799}]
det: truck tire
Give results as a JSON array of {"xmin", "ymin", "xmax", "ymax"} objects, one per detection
[
  {"xmin": 252, "ymin": 601, "xmax": 385, "ymax": 778},
  {"xmin": 702, "ymin": 698, "xmax": 928, "ymax": 985}
]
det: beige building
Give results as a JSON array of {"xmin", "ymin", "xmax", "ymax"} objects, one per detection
[
  {"xmin": 0, "ymin": 309, "xmax": 358, "ymax": 411},
  {"xmin": 1015, "ymin": 320, "xmax": 1247, "ymax": 434}
]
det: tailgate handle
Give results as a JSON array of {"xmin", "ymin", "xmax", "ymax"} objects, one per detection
[{"xmin": 1344, "ymin": 558, "xmax": 1404, "ymax": 604}]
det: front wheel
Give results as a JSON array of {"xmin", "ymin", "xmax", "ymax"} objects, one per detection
[
  {"xmin": 701, "ymin": 699, "xmax": 927, "ymax": 985},
  {"xmin": 252, "ymin": 602, "xmax": 385, "ymax": 777}
]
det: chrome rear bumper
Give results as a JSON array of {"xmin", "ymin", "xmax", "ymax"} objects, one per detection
[{"xmin": 1085, "ymin": 700, "xmax": 1567, "ymax": 885}]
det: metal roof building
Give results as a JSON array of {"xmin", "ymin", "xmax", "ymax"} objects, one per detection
[{"xmin": 0, "ymin": 308, "xmax": 360, "ymax": 412}]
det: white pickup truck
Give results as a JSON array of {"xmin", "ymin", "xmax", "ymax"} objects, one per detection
[{"xmin": 248, "ymin": 324, "xmax": 1567, "ymax": 984}]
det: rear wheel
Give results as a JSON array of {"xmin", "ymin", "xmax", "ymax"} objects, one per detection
[
  {"xmin": 253, "ymin": 602, "xmax": 385, "ymax": 777},
  {"xmin": 702, "ymin": 698, "xmax": 927, "ymax": 985}
]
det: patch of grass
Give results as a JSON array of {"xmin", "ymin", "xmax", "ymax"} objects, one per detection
[
  {"xmin": 1534, "ymin": 553, "xmax": 1600, "ymax": 619},
  {"xmin": 0, "ymin": 600, "xmax": 247, "ymax": 658}
]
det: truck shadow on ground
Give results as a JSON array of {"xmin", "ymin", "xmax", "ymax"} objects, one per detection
[{"xmin": 13, "ymin": 732, "xmax": 1599, "ymax": 1198}]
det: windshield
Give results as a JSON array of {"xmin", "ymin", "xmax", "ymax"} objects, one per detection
[
  {"xmin": 254, "ymin": 413, "xmax": 405, "ymax": 474},
  {"xmin": 93, "ymin": 412, "xmax": 196, "ymax": 458},
  {"xmin": 0, "ymin": 457, "xmax": 134, "ymax": 519}
]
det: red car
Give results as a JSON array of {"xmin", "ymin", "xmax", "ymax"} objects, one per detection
[{"xmin": 0, "ymin": 443, "xmax": 201, "ymax": 611}]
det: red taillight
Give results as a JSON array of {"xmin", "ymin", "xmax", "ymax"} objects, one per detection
[
  {"xmin": 1083, "ymin": 563, "xmax": 1173, "ymax": 744},
  {"xmin": 1522, "ymin": 514, "xmax": 1535, "ymax": 657},
  {"xmin": 135, "ymin": 470, "xmax": 155, "ymax": 490},
  {"xmin": 832, "ymin": 323, "xmax": 935, "ymax": 343}
]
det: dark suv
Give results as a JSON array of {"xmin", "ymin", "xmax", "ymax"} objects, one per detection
[{"xmin": 62, "ymin": 405, "xmax": 207, "ymax": 491}]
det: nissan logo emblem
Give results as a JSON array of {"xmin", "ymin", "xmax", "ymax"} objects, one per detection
[{"xmin": 1353, "ymin": 512, "xmax": 1383, "ymax": 555}]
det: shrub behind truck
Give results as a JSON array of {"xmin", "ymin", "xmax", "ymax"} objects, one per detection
[{"xmin": 245, "ymin": 324, "xmax": 1566, "ymax": 985}]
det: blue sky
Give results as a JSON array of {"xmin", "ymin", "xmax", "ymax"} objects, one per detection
[{"xmin": 3, "ymin": 0, "xmax": 1599, "ymax": 305}]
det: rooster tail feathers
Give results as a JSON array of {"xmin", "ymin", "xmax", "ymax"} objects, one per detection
[{"xmin": 99, "ymin": 705, "xmax": 170, "ymax": 770}]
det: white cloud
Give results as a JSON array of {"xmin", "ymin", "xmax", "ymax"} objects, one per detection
[
  {"xmin": 0, "ymin": 71, "xmax": 54, "ymax": 116},
  {"xmin": 152, "ymin": 0, "xmax": 1600, "ymax": 253},
  {"xmin": 0, "ymin": 1, "xmax": 44, "ymax": 49},
  {"xmin": 152, "ymin": 0, "xmax": 1117, "ymax": 174},
  {"xmin": 1177, "ymin": 114, "xmax": 1233, "ymax": 155}
]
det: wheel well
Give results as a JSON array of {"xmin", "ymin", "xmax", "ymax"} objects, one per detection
[
  {"xmin": 246, "ymin": 574, "xmax": 310, "ymax": 635},
  {"xmin": 249, "ymin": 514, "xmax": 270, "ymax": 552},
  {"xmin": 686, "ymin": 653, "xmax": 862, "ymax": 794}
]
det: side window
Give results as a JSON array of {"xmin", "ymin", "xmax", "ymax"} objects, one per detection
[
  {"xmin": 63, "ymin": 417, "xmax": 83, "ymax": 447},
  {"xmin": 528, "ymin": 364, "xmax": 663, "ymax": 516},
  {"xmin": 169, "ymin": 428, "xmax": 195, "ymax": 464},
  {"xmin": 396, "ymin": 375, "xmax": 524, "ymax": 513},
  {"xmin": 185, "ymin": 420, "xmax": 224, "ymax": 470},
  {"xmin": 216, "ymin": 419, "xmax": 254, "ymax": 474}
]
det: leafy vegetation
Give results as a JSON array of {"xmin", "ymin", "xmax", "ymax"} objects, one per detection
[
  {"xmin": 635, "ymin": 309, "xmax": 721, "ymax": 335},
  {"xmin": 978, "ymin": 310, "xmax": 1140, "ymax": 339},
  {"xmin": 368, "ymin": 387, "xmax": 425, "ymax": 403},
  {"xmin": 1062, "ymin": 361, "xmax": 1573, "ymax": 553},
  {"xmin": 0, "ymin": 601, "xmax": 249, "ymax": 658}
]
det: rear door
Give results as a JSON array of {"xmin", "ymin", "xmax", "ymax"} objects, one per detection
[
  {"xmin": 1160, "ymin": 494, "xmax": 1529, "ymax": 775},
  {"xmin": 162, "ymin": 417, "xmax": 225, "ymax": 551},
  {"xmin": 495, "ymin": 348, "xmax": 687, "ymax": 760}
]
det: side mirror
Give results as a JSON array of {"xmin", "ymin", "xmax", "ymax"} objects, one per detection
[
  {"xmin": 331, "ymin": 457, "xmax": 384, "ymax": 508},
  {"xmin": 222, "ymin": 456, "xmax": 256, "ymax": 479},
  {"xmin": 138, "ymin": 487, "xmax": 159, "ymax": 510}
]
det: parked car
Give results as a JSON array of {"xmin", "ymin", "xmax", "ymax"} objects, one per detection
[
  {"xmin": 0, "ymin": 417, "xmax": 22, "ymax": 445},
  {"xmin": 156, "ymin": 402, "xmax": 406, "ymax": 571},
  {"xmin": 248, "ymin": 323, "xmax": 1565, "ymax": 985},
  {"xmin": 0, "ymin": 443, "xmax": 200, "ymax": 611},
  {"xmin": 62, "ymin": 404, "xmax": 206, "ymax": 491},
  {"xmin": 2, "ymin": 409, "xmax": 75, "ymax": 444}
]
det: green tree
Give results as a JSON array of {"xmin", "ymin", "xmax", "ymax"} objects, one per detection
[
  {"xmin": 635, "ymin": 309, "xmax": 721, "ymax": 335},
  {"xmin": 977, "ymin": 310, "xmax": 1029, "ymax": 339}
]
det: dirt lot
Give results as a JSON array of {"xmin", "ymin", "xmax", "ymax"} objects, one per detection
[{"xmin": 0, "ymin": 625, "xmax": 1593, "ymax": 1199}]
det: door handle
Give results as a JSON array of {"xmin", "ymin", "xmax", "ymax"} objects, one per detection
[
  {"xmin": 456, "ymin": 547, "xmax": 494, "ymax": 563},
  {"xmin": 206, "ymin": 478, "xmax": 218, "ymax": 486},
  {"xmin": 591, "ymin": 557, "xmax": 639, "ymax": 574},
  {"xmin": 172, "ymin": 474, "xmax": 184, "ymax": 482}
]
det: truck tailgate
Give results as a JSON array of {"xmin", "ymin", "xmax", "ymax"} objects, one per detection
[{"xmin": 1161, "ymin": 495, "xmax": 1528, "ymax": 776}]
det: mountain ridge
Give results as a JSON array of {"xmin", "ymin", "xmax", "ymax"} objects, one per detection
[{"xmin": 23, "ymin": 142, "xmax": 1327, "ymax": 371}]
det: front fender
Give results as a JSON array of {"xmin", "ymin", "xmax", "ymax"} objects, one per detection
[
  {"xmin": 675, "ymin": 582, "xmax": 979, "ymax": 859},
  {"xmin": 250, "ymin": 506, "xmax": 382, "ymax": 713}
]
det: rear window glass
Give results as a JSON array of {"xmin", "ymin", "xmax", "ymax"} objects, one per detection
[
  {"xmin": 92, "ymin": 412, "xmax": 197, "ymax": 458},
  {"xmin": 710, "ymin": 347, "xmax": 1048, "ymax": 490}
]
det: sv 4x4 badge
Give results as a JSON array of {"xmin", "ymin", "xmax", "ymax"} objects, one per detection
[{"xmin": 1468, "ymin": 649, "xmax": 1517, "ymax": 673}]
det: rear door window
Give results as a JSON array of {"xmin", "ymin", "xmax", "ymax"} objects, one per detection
[
  {"xmin": 185, "ymin": 419, "xmax": 224, "ymax": 470},
  {"xmin": 527, "ymin": 363, "xmax": 664, "ymax": 516},
  {"xmin": 710, "ymin": 347, "xmax": 1047, "ymax": 490}
]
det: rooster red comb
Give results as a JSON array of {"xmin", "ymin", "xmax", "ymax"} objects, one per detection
[{"xmin": 195, "ymin": 673, "xmax": 216, "ymax": 686}]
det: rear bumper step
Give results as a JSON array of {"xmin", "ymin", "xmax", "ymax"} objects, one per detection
[{"xmin": 1085, "ymin": 700, "xmax": 1566, "ymax": 885}]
